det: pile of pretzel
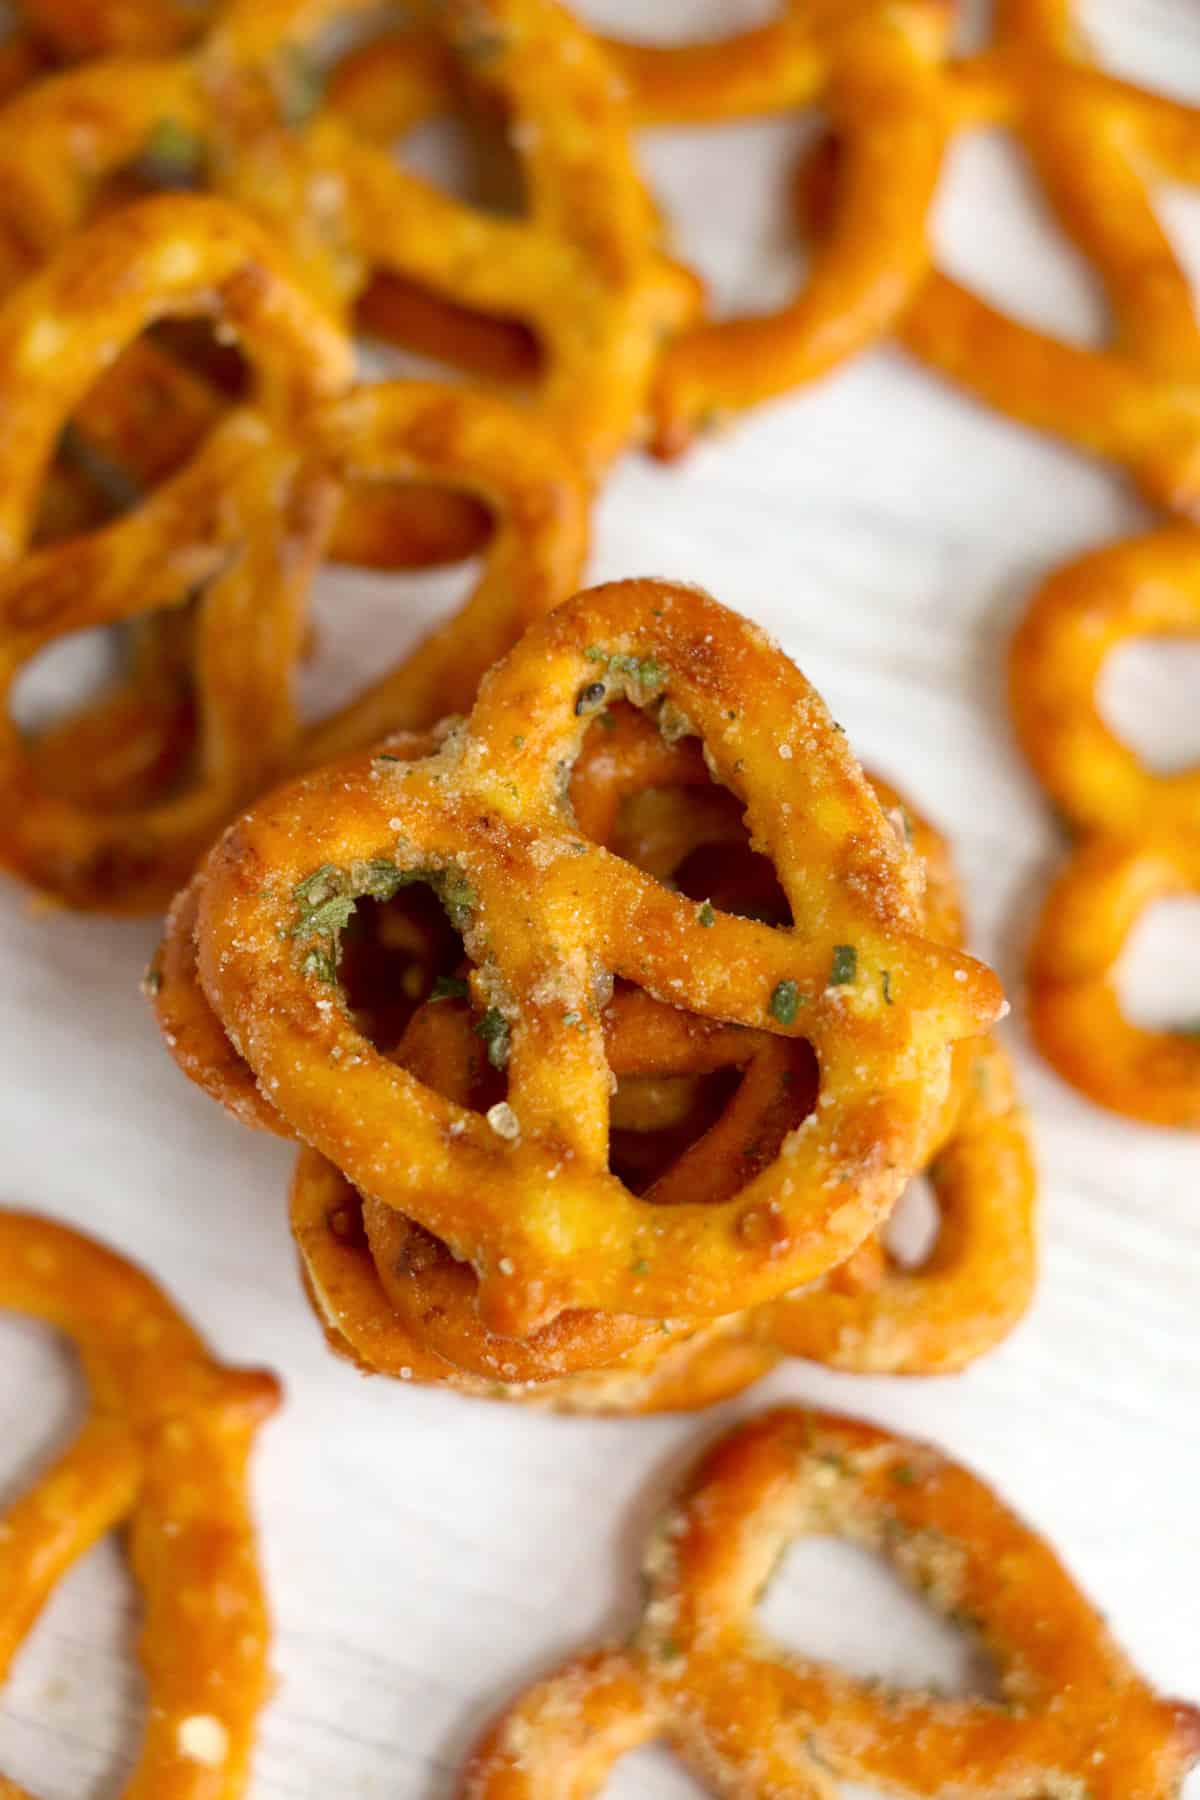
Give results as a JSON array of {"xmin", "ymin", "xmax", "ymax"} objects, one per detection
[{"xmin": 0, "ymin": 0, "xmax": 1197, "ymax": 1793}]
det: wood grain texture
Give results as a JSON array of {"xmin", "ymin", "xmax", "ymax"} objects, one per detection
[{"xmin": 1, "ymin": 2, "xmax": 1199, "ymax": 1794}]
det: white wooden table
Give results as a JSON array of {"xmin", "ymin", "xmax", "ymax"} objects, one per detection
[{"xmin": 2, "ymin": 3, "xmax": 1199, "ymax": 1794}]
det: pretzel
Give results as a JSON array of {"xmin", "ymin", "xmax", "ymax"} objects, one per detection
[
  {"xmin": 0, "ymin": 1208, "xmax": 279, "ymax": 1799},
  {"xmin": 333, "ymin": 1, "xmax": 952, "ymax": 460},
  {"xmin": 463, "ymin": 1407, "xmax": 1200, "ymax": 1797},
  {"xmin": 1028, "ymin": 833, "xmax": 1200, "ymax": 1128},
  {"xmin": 0, "ymin": 194, "xmax": 591, "ymax": 909},
  {"xmin": 897, "ymin": 1, "xmax": 1200, "ymax": 514},
  {"xmin": 193, "ymin": 577, "xmax": 1001, "ymax": 1338},
  {"xmin": 17, "ymin": 0, "xmax": 201, "ymax": 57},
  {"xmin": 1010, "ymin": 524, "xmax": 1200, "ymax": 838}
]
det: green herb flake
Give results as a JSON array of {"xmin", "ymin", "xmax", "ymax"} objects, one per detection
[
  {"xmin": 349, "ymin": 857, "xmax": 405, "ymax": 903},
  {"xmin": 143, "ymin": 965, "xmax": 163, "ymax": 995},
  {"xmin": 562, "ymin": 1011, "xmax": 581, "ymax": 1027},
  {"xmin": 430, "ymin": 975, "xmax": 470, "ymax": 1004},
  {"xmin": 291, "ymin": 892, "xmax": 356, "ymax": 940},
  {"xmin": 276, "ymin": 46, "xmax": 324, "ymax": 126},
  {"xmin": 630, "ymin": 1256, "xmax": 650, "ymax": 1275},
  {"xmin": 473, "ymin": 1007, "xmax": 511, "ymax": 1070},
  {"xmin": 891, "ymin": 1463, "xmax": 918, "ymax": 1487},
  {"xmin": 830, "ymin": 944, "xmax": 857, "ymax": 986},
  {"xmin": 769, "ymin": 979, "xmax": 801, "ymax": 1026},
  {"xmin": 302, "ymin": 947, "xmax": 338, "ymax": 984},
  {"xmin": 697, "ymin": 900, "xmax": 716, "ymax": 929},
  {"xmin": 881, "ymin": 969, "xmax": 893, "ymax": 1005},
  {"xmin": 375, "ymin": 752, "xmax": 402, "ymax": 763},
  {"xmin": 138, "ymin": 117, "xmax": 205, "ymax": 188},
  {"xmin": 512, "ymin": 734, "xmax": 525, "ymax": 748},
  {"xmin": 293, "ymin": 863, "xmax": 344, "ymax": 909}
]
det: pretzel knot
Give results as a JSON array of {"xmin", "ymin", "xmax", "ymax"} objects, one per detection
[
  {"xmin": 899, "ymin": 0, "xmax": 1200, "ymax": 514},
  {"xmin": 0, "ymin": 192, "xmax": 588, "ymax": 910},
  {"xmin": 193, "ymin": 578, "xmax": 1001, "ymax": 1339},
  {"xmin": 0, "ymin": 1209, "xmax": 279, "ymax": 1798},
  {"xmin": 462, "ymin": 1407, "xmax": 1200, "ymax": 1798}
]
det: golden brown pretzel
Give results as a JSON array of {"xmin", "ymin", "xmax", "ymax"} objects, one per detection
[
  {"xmin": 0, "ymin": 191, "xmax": 589, "ymax": 909},
  {"xmin": 331, "ymin": 0, "xmax": 952, "ymax": 459},
  {"xmin": 0, "ymin": 1208, "xmax": 279, "ymax": 1799},
  {"xmin": 900, "ymin": 0, "xmax": 1200, "ymax": 513},
  {"xmin": 0, "ymin": 193, "xmax": 347, "ymax": 911},
  {"xmin": 1028, "ymin": 832, "xmax": 1200, "ymax": 1128},
  {"xmin": 192, "ymin": 578, "xmax": 1001, "ymax": 1337},
  {"xmin": 463, "ymin": 1407, "xmax": 1200, "ymax": 1796}
]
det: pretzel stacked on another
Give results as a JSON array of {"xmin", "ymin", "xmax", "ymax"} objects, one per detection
[{"xmin": 151, "ymin": 579, "xmax": 1025, "ymax": 1411}]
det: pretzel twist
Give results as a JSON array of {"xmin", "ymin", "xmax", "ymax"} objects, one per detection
[
  {"xmin": 190, "ymin": 579, "xmax": 1001, "ymax": 1339},
  {"xmin": 462, "ymin": 1407, "xmax": 1200, "ymax": 1797},
  {"xmin": 0, "ymin": 192, "xmax": 589, "ymax": 909},
  {"xmin": 0, "ymin": 1209, "xmax": 279, "ymax": 1799}
]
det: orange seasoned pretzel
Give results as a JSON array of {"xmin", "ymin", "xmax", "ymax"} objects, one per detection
[
  {"xmin": 1010, "ymin": 524, "xmax": 1200, "ymax": 838},
  {"xmin": 1028, "ymin": 833, "xmax": 1200, "ymax": 1128},
  {"xmin": 0, "ymin": 193, "xmax": 347, "ymax": 911},
  {"xmin": 899, "ymin": 0, "xmax": 1200, "ymax": 515},
  {"xmin": 16, "ymin": 0, "xmax": 203, "ymax": 56},
  {"xmin": 0, "ymin": 194, "xmax": 590, "ymax": 909},
  {"xmin": 334, "ymin": 1, "xmax": 953, "ymax": 459},
  {"xmin": 0, "ymin": 0, "xmax": 691, "ymax": 484},
  {"xmin": 194, "ymin": 579, "xmax": 1002, "ymax": 1337},
  {"xmin": 0, "ymin": 1208, "xmax": 279, "ymax": 1798},
  {"xmin": 463, "ymin": 1407, "xmax": 1200, "ymax": 1797}
]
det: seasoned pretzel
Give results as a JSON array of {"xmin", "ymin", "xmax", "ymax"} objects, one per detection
[
  {"xmin": 0, "ymin": 194, "xmax": 346, "ymax": 910},
  {"xmin": 16, "ymin": 0, "xmax": 201, "ymax": 57},
  {"xmin": 463, "ymin": 1407, "xmax": 1200, "ymax": 1797},
  {"xmin": 342, "ymin": 2, "xmax": 952, "ymax": 459},
  {"xmin": 1010, "ymin": 524, "xmax": 1200, "ymax": 838},
  {"xmin": 1028, "ymin": 833, "xmax": 1200, "ymax": 1128},
  {"xmin": 193, "ymin": 578, "xmax": 1001, "ymax": 1337},
  {"xmin": 900, "ymin": 0, "xmax": 1200, "ymax": 514},
  {"xmin": 0, "ymin": 1208, "xmax": 279, "ymax": 1799},
  {"xmin": 0, "ymin": 194, "xmax": 589, "ymax": 909}
]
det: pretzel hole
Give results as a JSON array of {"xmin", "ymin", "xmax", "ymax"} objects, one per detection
[
  {"xmin": 881, "ymin": 1172, "xmax": 940, "ymax": 1270},
  {"xmin": 297, "ymin": 554, "xmax": 483, "ymax": 722},
  {"xmin": 642, "ymin": 111, "xmax": 818, "ymax": 318},
  {"xmin": 0, "ymin": 1318, "xmax": 143, "ymax": 1794},
  {"xmin": 1098, "ymin": 636, "xmax": 1200, "ymax": 775},
  {"xmin": 1116, "ymin": 894, "xmax": 1200, "ymax": 1032},
  {"xmin": 757, "ymin": 1536, "xmax": 999, "ymax": 1701},
  {"xmin": 934, "ymin": 130, "xmax": 1109, "ymax": 346},
  {"xmin": 603, "ymin": 1746, "xmax": 708, "ymax": 1799},
  {"xmin": 12, "ymin": 615, "xmax": 196, "ymax": 812},
  {"xmin": 610, "ymin": 1065, "xmax": 742, "ymax": 1193},
  {"xmin": 338, "ymin": 884, "xmax": 469, "ymax": 1056},
  {"xmin": 0, "ymin": 1315, "xmax": 87, "ymax": 1508}
]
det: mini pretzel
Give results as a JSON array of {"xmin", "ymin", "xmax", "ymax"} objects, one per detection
[
  {"xmin": 900, "ymin": 0, "xmax": 1200, "ymax": 514},
  {"xmin": 0, "ymin": 193, "xmax": 590, "ymax": 909},
  {"xmin": 0, "ymin": 1208, "xmax": 279, "ymax": 1798},
  {"xmin": 1010, "ymin": 524, "xmax": 1200, "ymax": 838},
  {"xmin": 1028, "ymin": 833, "xmax": 1200, "ymax": 1128},
  {"xmin": 0, "ymin": 193, "xmax": 347, "ymax": 910},
  {"xmin": 463, "ymin": 1407, "xmax": 1200, "ymax": 1796},
  {"xmin": 194, "ymin": 578, "xmax": 1001, "ymax": 1337}
]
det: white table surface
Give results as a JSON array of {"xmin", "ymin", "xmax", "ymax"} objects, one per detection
[{"xmin": 2, "ymin": 3, "xmax": 1200, "ymax": 1795}]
